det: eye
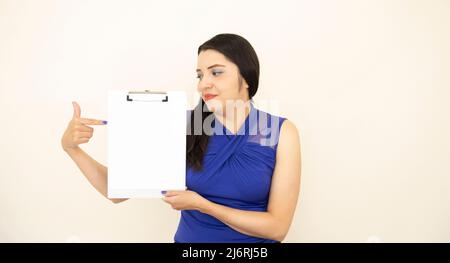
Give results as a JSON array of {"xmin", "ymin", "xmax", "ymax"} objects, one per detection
[
  {"xmin": 196, "ymin": 74, "xmax": 202, "ymax": 80},
  {"xmin": 212, "ymin": 70, "xmax": 223, "ymax": 76}
]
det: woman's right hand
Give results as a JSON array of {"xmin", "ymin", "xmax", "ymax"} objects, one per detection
[{"xmin": 61, "ymin": 101, "xmax": 107, "ymax": 151}]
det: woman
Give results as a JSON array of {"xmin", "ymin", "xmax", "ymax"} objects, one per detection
[{"xmin": 61, "ymin": 33, "xmax": 301, "ymax": 243}]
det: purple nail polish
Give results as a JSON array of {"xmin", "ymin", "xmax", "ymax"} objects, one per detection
[
  {"xmin": 102, "ymin": 120, "xmax": 108, "ymax": 124},
  {"xmin": 161, "ymin": 191, "xmax": 167, "ymax": 194}
]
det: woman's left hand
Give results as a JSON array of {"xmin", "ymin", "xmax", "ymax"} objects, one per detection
[{"xmin": 162, "ymin": 190, "xmax": 209, "ymax": 211}]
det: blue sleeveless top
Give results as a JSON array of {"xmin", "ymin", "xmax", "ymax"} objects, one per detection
[{"xmin": 174, "ymin": 103, "xmax": 287, "ymax": 243}]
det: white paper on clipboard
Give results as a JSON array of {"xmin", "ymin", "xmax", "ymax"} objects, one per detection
[{"xmin": 107, "ymin": 90, "xmax": 186, "ymax": 198}]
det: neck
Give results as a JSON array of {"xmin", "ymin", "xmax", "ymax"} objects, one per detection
[{"xmin": 214, "ymin": 100, "xmax": 252, "ymax": 134}]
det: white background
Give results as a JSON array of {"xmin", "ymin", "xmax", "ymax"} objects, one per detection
[{"xmin": 1, "ymin": 0, "xmax": 449, "ymax": 242}]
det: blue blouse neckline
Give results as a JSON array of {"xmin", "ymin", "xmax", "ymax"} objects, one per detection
[{"xmin": 213, "ymin": 102, "xmax": 255, "ymax": 136}]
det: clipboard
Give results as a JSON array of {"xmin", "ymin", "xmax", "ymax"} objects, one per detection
[{"xmin": 107, "ymin": 90, "xmax": 186, "ymax": 198}]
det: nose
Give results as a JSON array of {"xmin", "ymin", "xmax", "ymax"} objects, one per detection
[{"xmin": 197, "ymin": 77, "xmax": 214, "ymax": 93}]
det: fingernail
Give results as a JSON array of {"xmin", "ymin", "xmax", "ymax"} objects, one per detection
[
  {"xmin": 161, "ymin": 191, "xmax": 166, "ymax": 194},
  {"xmin": 102, "ymin": 120, "xmax": 108, "ymax": 124}
]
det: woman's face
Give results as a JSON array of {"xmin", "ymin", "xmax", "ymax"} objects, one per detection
[{"xmin": 196, "ymin": 49, "xmax": 249, "ymax": 113}]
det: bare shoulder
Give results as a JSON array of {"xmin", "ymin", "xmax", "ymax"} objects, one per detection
[
  {"xmin": 275, "ymin": 119, "xmax": 300, "ymax": 164},
  {"xmin": 279, "ymin": 119, "xmax": 300, "ymax": 145},
  {"xmin": 276, "ymin": 120, "xmax": 300, "ymax": 162}
]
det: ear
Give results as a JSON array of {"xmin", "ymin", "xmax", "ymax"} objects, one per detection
[
  {"xmin": 238, "ymin": 75, "xmax": 249, "ymax": 90},
  {"xmin": 243, "ymin": 77, "xmax": 249, "ymax": 88}
]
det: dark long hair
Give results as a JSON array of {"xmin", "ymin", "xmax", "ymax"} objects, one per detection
[{"xmin": 186, "ymin": 33, "xmax": 260, "ymax": 171}]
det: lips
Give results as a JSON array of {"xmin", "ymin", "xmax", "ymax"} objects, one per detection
[{"xmin": 203, "ymin": 94, "xmax": 217, "ymax": 101}]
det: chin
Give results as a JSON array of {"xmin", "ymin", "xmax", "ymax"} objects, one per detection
[{"xmin": 204, "ymin": 99, "xmax": 223, "ymax": 113}]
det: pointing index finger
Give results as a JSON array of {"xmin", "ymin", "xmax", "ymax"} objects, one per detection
[{"xmin": 79, "ymin": 118, "xmax": 107, "ymax": 125}]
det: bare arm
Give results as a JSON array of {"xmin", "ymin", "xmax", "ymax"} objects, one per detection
[
  {"xmin": 64, "ymin": 146, "xmax": 127, "ymax": 204},
  {"xmin": 61, "ymin": 101, "xmax": 128, "ymax": 204}
]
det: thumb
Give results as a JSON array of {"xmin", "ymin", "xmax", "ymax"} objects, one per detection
[{"xmin": 72, "ymin": 101, "xmax": 81, "ymax": 119}]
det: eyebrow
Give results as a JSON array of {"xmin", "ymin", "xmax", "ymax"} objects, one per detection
[{"xmin": 196, "ymin": 64, "xmax": 226, "ymax": 72}]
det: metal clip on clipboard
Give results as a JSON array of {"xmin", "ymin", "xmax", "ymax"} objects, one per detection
[{"xmin": 126, "ymin": 90, "xmax": 168, "ymax": 102}]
